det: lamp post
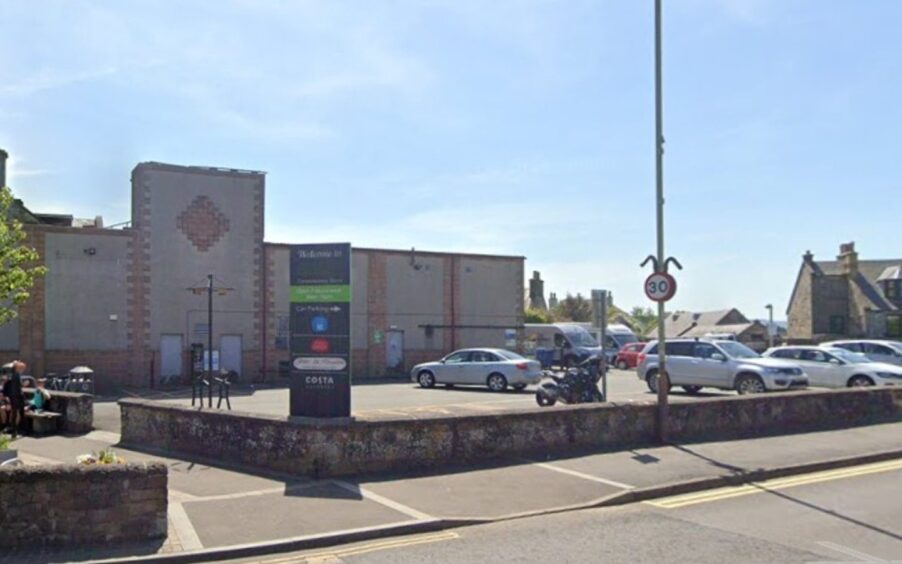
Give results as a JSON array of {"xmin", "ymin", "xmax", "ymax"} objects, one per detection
[
  {"xmin": 765, "ymin": 304, "xmax": 774, "ymax": 349},
  {"xmin": 187, "ymin": 274, "xmax": 234, "ymax": 408}
]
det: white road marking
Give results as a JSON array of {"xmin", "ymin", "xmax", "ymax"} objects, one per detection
[
  {"xmin": 817, "ymin": 540, "xmax": 886, "ymax": 562},
  {"xmin": 817, "ymin": 541, "xmax": 886, "ymax": 562},
  {"xmin": 529, "ymin": 461, "xmax": 634, "ymax": 490},
  {"xmin": 331, "ymin": 480, "xmax": 434, "ymax": 521},
  {"xmin": 168, "ymin": 501, "xmax": 204, "ymax": 551}
]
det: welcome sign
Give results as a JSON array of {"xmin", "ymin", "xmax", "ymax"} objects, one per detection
[{"xmin": 289, "ymin": 243, "xmax": 352, "ymax": 418}]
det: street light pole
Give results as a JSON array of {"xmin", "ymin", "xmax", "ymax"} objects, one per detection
[
  {"xmin": 653, "ymin": 0, "xmax": 669, "ymax": 442},
  {"xmin": 207, "ymin": 273, "xmax": 213, "ymax": 408},
  {"xmin": 765, "ymin": 304, "xmax": 774, "ymax": 349}
]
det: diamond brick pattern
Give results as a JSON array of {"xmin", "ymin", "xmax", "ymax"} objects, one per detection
[{"xmin": 176, "ymin": 196, "xmax": 231, "ymax": 252}]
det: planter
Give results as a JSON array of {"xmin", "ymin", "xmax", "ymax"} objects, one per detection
[{"xmin": 0, "ymin": 449, "xmax": 18, "ymax": 465}]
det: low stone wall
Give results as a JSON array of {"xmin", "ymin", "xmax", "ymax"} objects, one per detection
[
  {"xmin": 24, "ymin": 390, "xmax": 93, "ymax": 433},
  {"xmin": 0, "ymin": 462, "xmax": 167, "ymax": 547},
  {"xmin": 119, "ymin": 388, "xmax": 902, "ymax": 478}
]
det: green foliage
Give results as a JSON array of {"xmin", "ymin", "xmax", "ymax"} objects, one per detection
[
  {"xmin": 0, "ymin": 186, "xmax": 46, "ymax": 325},
  {"xmin": 553, "ymin": 293, "xmax": 592, "ymax": 322},
  {"xmin": 0, "ymin": 434, "xmax": 10, "ymax": 451},
  {"xmin": 525, "ymin": 307, "xmax": 553, "ymax": 324}
]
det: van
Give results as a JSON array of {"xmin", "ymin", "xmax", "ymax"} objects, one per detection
[
  {"xmin": 575, "ymin": 323, "xmax": 640, "ymax": 362},
  {"xmin": 523, "ymin": 323, "xmax": 603, "ymax": 366}
]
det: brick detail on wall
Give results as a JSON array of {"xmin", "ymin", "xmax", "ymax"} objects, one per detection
[
  {"xmin": 175, "ymin": 195, "xmax": 231, "ymax": 252},
  {"xmin": 128, "ymin": 173, "xmax": 153, "ymax": 385},
  {"xmin": 367, "ymin": 253, "xmax": 387, "ymax": 376},
  {"xmin": 251, "ymin": 179, "xmax": 265, "ymax": 379}
]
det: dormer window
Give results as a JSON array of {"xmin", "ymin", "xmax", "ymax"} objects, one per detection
[{"xmin": 886, "ymin": 280, "xmax": 902, "ymax": 301}]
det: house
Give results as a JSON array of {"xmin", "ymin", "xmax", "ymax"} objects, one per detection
[
  {"xmin": 786, "ymin": 242, "xmax": 901, "ymax": 342},
  {"xmin": 651, "ymin": 308, "xmax": 770, "ymax": 351}
]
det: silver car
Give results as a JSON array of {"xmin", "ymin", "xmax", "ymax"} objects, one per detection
[
  {"xmin": 636, "ymin": 339, "xmax": 808, "ymax": 395},
  {"xmin": 411, "ymin": 348, "xmax": 542, "ymax": 392},
  {"xmin": 821, "ymin": 340, "xmax": 902, "ymax": 367}
]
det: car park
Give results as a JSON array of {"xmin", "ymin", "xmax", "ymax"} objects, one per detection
[
  {"xmin": 763, "ymin": 345, "xmax": 902, "ymax": 387},
  {"xmin": 636, "ymin": 338, "xmax": 808, "ymax": 395},
  {"xmin": 411, "ymin": 348, "xmax": 542, "ymax": 392},
  {"xmin": 821, "ymin": 340, "xmax": 902, "ymax": 367},
  {"xmin": 614, "ymin": 342, "xmax": 645, "ymax": 370}
]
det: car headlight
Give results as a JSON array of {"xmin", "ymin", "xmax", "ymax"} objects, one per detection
[
  {"xmin": 875, "ymin": 372, "xmax": 902, "ymax": 380},
  {"xmin": 764, "ymin": 367, "xmax": 782, "ymax": 374}
]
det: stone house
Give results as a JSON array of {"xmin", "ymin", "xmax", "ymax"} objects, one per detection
[
  {"xmin": 786, "ymin": 242, "xmax": 901, "ymax": 343},
  {"xmin": 651, "ymin": 308, "xmax": 771, "ymax": 351}
]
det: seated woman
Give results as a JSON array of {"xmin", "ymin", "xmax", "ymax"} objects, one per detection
[{"xmin": 25, "ymin": 378, "xmax": 50, "ymax": 413}]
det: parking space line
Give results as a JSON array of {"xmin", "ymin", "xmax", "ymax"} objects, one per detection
[
  {"xmin": 528, "ymin": 461, "xmax": 634, "ymax": 489},
  {"xmin": 180, "ymin": 482, "xmax": 324, "ymax": 504},
  {"xmin": 331, "ymin": 480, "xmax": 435, "ymax": 521}
]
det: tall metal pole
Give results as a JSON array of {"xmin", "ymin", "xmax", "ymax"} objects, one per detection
[
  {"xmin": 600, "ymin": 290, "xmax": 608, "ymax": 401},
  {"xmin": 654, "ymin": 0, "xmax": 669, "ymax": 442},
  {"xmin": 208, "ymin": 273, "xmax": 213, "ymax": 408},
  {"xmin": 766, "ymin": 304, "xmax": 774, "ymax": 349}
]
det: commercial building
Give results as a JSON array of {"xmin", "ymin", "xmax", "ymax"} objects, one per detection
[{"xmin": 1, "ymin": 156, "xmax": 524, "ymax": 391}]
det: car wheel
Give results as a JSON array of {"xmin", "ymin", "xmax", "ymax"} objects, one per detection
[
  {"xmin": 616, "ymin": 360, "xmax": 629, "ymax": 370},
  {"xmin": 847, "ymin": 375, "xmax": 875, "ymax": 387},
  {"xmin": 682, "ymin": 385, "xmax": 703, "ymax": 395},
  {"xmin": 417, "ymin": 371, "xmax": 436, "ymax": 389},
  {"xmin": 645, "ymin": 370, "xmax": 660, "ymax": 393},
  {"xmin": 487, "ymin": 373, "xmax": 508, "ymax": 392},
  {"xmin": 735, "ymin": 373, "xmax": 766, "ymax": 395},
  {"xmin": 512, "ymin": 383, "xmax": 527, "ymax": 391}
]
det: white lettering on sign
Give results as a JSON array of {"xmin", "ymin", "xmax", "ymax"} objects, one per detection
[
  {"xmin": 293, "ymin": 357, "xmax": 347, "ymax": 371},
  {"xmin": 305, "ymin": 375, "xmax": 335, "ymax": 385}
]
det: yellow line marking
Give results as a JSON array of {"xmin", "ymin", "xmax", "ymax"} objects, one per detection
[
  {"xmin": 647, "ymin": 459, "xmax": 902, "ymax": 509},
  {"xmin": 253, "ymin": 531, "xmax": 459, "ymax": 564}
]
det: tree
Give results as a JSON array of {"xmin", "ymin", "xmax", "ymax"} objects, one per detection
[
  {"xmin": 0, "ymin": 186, "xmax": 47, "ymax": 325},
  {"xmin": 553, "ymin": 293, "xmax": 592, "ymax": 322},
  {"xmin": 629, "ymin": 306, "xmax": 658, "ymax": 336},
  {"xmin": 524, "ymin": 307, "xmax": 553, "ymax": 324}
]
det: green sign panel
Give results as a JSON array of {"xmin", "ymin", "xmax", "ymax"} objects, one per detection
[{"xmin": 290, "ymin": 284, "xmax": 351, "ymax": 303}]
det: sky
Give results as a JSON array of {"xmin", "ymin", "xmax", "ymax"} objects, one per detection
[{"xmin": 2, "ymin": 0, "xmax": 901, "ymax": 320}]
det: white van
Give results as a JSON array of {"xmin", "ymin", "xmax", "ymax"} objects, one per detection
[{"xmin": 523, "ymin": 323, "xmax": 603, "ymax": 366}]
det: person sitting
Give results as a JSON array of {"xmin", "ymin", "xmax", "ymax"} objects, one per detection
[{"xmin": 26, "ymin": 378, "xmax": 50, "ymax": 413}]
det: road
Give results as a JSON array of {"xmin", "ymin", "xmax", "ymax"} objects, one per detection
[{"xmin": 235, "ymin": 462, "xmax": 902, "ymax": 563}]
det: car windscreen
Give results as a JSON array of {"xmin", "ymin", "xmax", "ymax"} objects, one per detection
[
  {"xmin": 827, "ymin": 349, "xmax": 870, "ymax": 364},
  {"xmin": 496, "ymin": 350, "xmax": 525, "ymax": 360},
  {"xmin": 718, "ymin": 341, "xmax": 760, "ymax": 359},
  {"xmin": 561, "ymin": 326, "xmax": 598, "ymax": 347}
]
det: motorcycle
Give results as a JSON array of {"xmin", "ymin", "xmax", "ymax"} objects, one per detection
[{"xmin": 535, "ymin": 356, "xmax": 606, "ymax": 407}]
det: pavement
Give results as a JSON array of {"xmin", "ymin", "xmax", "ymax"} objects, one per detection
[
  {"xmin": 4, "ymin": 410, "xmax": 902, "ymax": 562},
  {"xmin": 246, "ymin": 463, "xmax": 902, "ymax": 563}
]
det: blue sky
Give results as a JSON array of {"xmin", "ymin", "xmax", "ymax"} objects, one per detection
[{"xmin": 2, "ymin": 1, "xmax": 900, "ymax": 319}]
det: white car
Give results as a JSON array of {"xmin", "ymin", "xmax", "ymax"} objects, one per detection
[
  {"xmin": 410, "ymin": 348, "xmax": 542, "ymax": 392},
  {"xmin": 821, "ymin": 340, "xmax": 902, "ymax": 367},
  {"xmin": 763, "ymin": 346, "xmax": 902, "ymax": 388}
]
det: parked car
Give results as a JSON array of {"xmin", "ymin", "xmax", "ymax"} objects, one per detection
[
  {"xmin": 763, "ymin": 346, "xmax": 902, "ymax": 388},
  {"xmin": 636, "ymin": 339, "xmax": 808, "ymax": 395},
  {"xmin": 614, "ymin": 342, "xmax": 645, "ymax": 370},
  {"xmin": 411, "ymin": 348, "xmax": 542, "ymax": 392},
  {"xmin": 821, "ymin": 340, "xmax": 902, "ymax": 367}
]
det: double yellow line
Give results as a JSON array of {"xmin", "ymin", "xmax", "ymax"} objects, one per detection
[
  {"xmin": 253, "ymin": 531, "xmax": 459, "ymax": 563},
  {"xmin": 648, "ymin": 458, "xmax": 902, "ymax": 510}
]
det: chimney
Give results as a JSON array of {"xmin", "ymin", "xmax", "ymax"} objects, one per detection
[
  {"xmin": 803, "ymin": 250, "xmax": 814, "ymax": 263},
  {"xmin": 0, "ymin": 148, "xmax": 7, "ymax": 188},
  {"xmin": 837, "ymin": 241, "xmax": 858, "ymax": 276},
  {"xmin": 528, "ymin": 271, "xmax": 547, "ymax": 310}
]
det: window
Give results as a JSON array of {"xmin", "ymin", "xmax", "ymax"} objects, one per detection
[
  {"xmin": 666, "ymin": 342, "xmax": 695, "ymax": 357},
  {"xmin": 693, "ymin": 343, "xmax": 720, "ymax": 359},
  {"xmin": 444, "ymin": 351, "xmax": 470, "ymax": 364},
  {"xmin": 864, "ymin": 343, "xmax": 894, "ymax": 356},
  {"xmin": 833, "ymin": 342, "xmax": 863, "ymax": 353},
  {"xmin": 829, "ymin": 315, "xmax": 847, "ymax": 335},
  {"xmin": 470, "ymin": 351, "xmax": 499, "ymax": 363},
  {"xmin": 800, "ymin": 349, "xmax": 829, "ymax": 363},
  {"xmin": 885, "ymin": 281, "xmax": 902, "ymax": 300},
  {"xmin": 887, "ymin": 315, "xmax": 902, "ymax": 338},
  {"xmin": 771, "ymin": 349, "xmax": 800, "ymax": 360}
]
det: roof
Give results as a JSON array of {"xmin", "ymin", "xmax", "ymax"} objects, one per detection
[
  {"xmin": 790, "ymin": 257, "xmax": 902, "ymax": 314},
  {"xmin": 659, "ymin": 309, "xmax": 749, "ymax": 338},
  {"xmin": 680, "ymin": 322, "xmax": 765, "ymax": 338},
  {"xmin": 133, "ymin": 161, "xmax": 266, "ymax": 178}
]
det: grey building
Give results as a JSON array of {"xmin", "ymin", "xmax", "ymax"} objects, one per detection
[{"xmin": 787, "ymin": 242, "xmax": 901, "ymax": 342}]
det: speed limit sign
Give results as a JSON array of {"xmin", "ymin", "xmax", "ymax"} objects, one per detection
[{"xmin": 645, "ymin": 272, "xmax": 676, "ymax": 302}]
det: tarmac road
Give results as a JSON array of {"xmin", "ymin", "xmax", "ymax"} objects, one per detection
[{"xmin": 234, "ymin": 462, "xmax": 902, "ymax": 563}]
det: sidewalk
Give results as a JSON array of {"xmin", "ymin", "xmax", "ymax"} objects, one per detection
[{"xmin": 5, "ymin": 421, "xmax": 902, "ymax": 562}]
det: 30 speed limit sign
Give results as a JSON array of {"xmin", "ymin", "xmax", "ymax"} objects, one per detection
[{"xmin": 645, "ymin": 272, "xmax": 676, "ymax": 302}]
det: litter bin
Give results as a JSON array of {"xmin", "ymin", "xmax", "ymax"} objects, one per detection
[{"xmin": 535, "ymin": 347, "xmax": 554, "ymax": 369}]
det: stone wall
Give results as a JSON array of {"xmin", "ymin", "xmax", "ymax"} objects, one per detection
[
  {"xmin": 0, "ymin": 463, "xmax": 167, "ymax": 548},
  {"xmin": 120, "ymin": 388, "xmax": 902, "ymax": 478}
]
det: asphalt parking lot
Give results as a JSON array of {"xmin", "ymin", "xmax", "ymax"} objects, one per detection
[{"xmin": 147, "ymin": 368, "xmax": 738, "ymax": 421}]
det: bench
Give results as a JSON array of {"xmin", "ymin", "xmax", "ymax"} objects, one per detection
[{"xmin": 25, "ymin": 411, "xmax": 62, "ymax": 436}]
